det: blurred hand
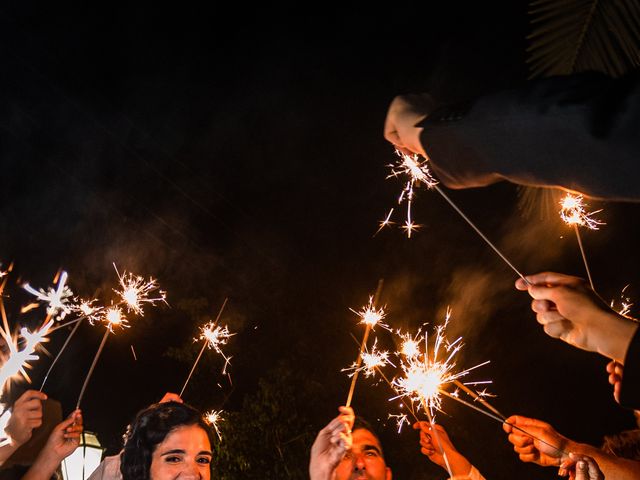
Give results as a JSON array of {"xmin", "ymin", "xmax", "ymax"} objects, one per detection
[
  {"xmin": 515, "ymin": 272, "xmax": 638, "ymax": 361},
  {"xmin": 606, "ymin": 360, "xmax": 623, "ymax": 402},
  {"xmin": 5, "ymin": 390, "xmax": 47, "ymax": 447},
  {"xmin": 309, "ymin": 406, "xmax": 354, "ymax": 480},
  {"xmin": 384, "ymin": 94, "xmax": 432, "ymax": 157},
  {"xmin": 562, "ymin": 454, "xmax": 604, "ymax": 480},
  {"xmin": 41, "ymin": 410, "xmax": 83, "ymax": 462}
]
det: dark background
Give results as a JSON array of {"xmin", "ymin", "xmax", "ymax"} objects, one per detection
[{"xmin": 0, "ymin": 2, "xmax": 639, "ymax": 478}]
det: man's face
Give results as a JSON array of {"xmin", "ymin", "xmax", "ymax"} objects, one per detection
[{"xmin": 333, "ymin": 428, "xmax": 392, "ymax": 480}]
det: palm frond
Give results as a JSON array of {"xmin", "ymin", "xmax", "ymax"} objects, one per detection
[{"xmin": 527, "ymin": 0, "xmax": 640, "ymax": 78}]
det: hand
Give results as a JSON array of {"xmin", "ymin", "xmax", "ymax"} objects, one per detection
[
  {"xmin": 561, "ymin": 454, "xmax": 604, "ymax": 480},
  {"xmin": 515, "ymin": 272, "xmax": 638, "ymax": 361},
  {"xmin": 309, "ymin": 406, "xmax": 354, "ymax": 480},
  {"xmin": 414, "ymin": 422, "xmax": 472, "ymax": 476},
  {"xmin": 503, "ymin": 415, "xmax": 570, "ymax": 469},
  {"xmin": 384, "ymin": 94, "xmax": 433, "ymax": 157},
  {"xmin": 40, "ymin": 410, "xmax": 83, "ymax": 463},
  {"xmin": 606, "ymin": 360, "xmax": 623, "ymax": 402},
  {"xmin": 159, "ymin": 392, "xmax": 183, "ymax": 404},
  {"xmin": 5, "ymin": 390, "xmax": 47, "ymax": 447}
]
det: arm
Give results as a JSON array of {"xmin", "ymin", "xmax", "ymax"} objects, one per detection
[
  {"xmin": 413, "ymin": 422, "xmax": 482, "ymax": 479},
  {"xmin": 21, "ymin": 409, "xmax": 83, "ymax": 480},
  {"xmin": 504, "ymin": 415, "xmax": 640, "ymax": 479},
  {"xmin": 0, "ymin": 390, "xmax": 47, "ymax": 465},
  {"xmin": 309, "ymin": 406, "xmax": 354, "ymax": 480},
  {"xmin": 385, "ymin": 71, "xmax": 640, "ymax": 201}
]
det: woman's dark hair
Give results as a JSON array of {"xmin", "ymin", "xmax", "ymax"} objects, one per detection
[
  {"xmin": 601, "ymin": 428, "xmax": 640, "ymax": 460},
  {"xmin": 120, "ymin": 401, "xmax": 215, "ymax": 480}
]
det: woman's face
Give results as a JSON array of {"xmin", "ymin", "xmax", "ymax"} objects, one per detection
[{"xmin": 150, "ymin": 424, "xmax": 212, "ymax": 480}]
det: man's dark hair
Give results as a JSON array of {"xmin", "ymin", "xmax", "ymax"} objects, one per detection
[
  {"xmin": 120, "ymin": 401, "xmax": 215, "ymax": 480},
  {"xmin": 352, "ymin": 416, "xmax": 385, "ymax": 458},
  {"xmin": 601, "ymin": 429, "xmax": 640, "ymax": 460}
]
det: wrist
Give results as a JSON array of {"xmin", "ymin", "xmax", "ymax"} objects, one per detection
[{"xmin": 597, "ymin": 313, "xmax": 639, "ymax": 362}]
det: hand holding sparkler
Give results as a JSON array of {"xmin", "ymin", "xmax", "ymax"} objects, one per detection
[
  {"xmin": 309, "ymin": 406, "xmax": 354, "ymax": 480},
  {"xmin": 516, "ymin": 272, "xmax": 639, "ymax": 362},
  {"xmin": 383, "ymin": 95, "xmax": 431, "ymax": 158},
  {"xmin": 3, "ymin": 390, "xmax": 46, "ymax": 449},
  {"xmin": 413, "ymin": 422, "xmax": 476, "ymax": 478}
]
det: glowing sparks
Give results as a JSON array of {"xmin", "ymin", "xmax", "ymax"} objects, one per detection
[
  {"xmin": 380, "ymin": 151, "xmax": 438, "ymax": 237},
  {"xmin": 350, "ymin": 297, "xmax": 387, "ymax": 330},
  {"xmin": 102, "ymin": 306, "xmax": 128, "ymax": 332},
  {"xmin": 343, "ymin": 341, "xmax": 394, "ymax": 379},
  {"xmin": 23, "ymin": 271, "xmax": 74, "ymax": 320},
  {"xmin": 73, "ymin": 299, "xmax": 104, "ymax": 324},
  {"xmin": 388, "ymin": 413, "xmax": 410, "ymax": 433},
  {"xmin": 559, "ymin": 193, "xmax": 604, "ymax": 230},
  {"xmin": 204, "ymin": 410, "xmax": 224, "ymax": 440},
  {"xmin": 114, "ymin": 265, "xmax": 166, "ymax": 316},
  {"xmin": 0, "ymin": 320, "xmax": 53, "ymax": 389},
  {"xmin": 390, "ymin": 312, "xmax": 490, "ymax": 415},
  {"xmin": 200, "ymin": 322, "xmax": 234, "ymax": 374},
  {"xmin": 611, "ymin": 285, "xmax": 633, "ymax": 316}
]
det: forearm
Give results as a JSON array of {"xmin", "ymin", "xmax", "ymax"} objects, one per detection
[
  {"xmin": 21, "ymin": 451, "xmax": 63, "ymax": 480},
  {"xmin": 0, "ymin": 442, "xmax": 19, "ymax": 465},
  {"xmin": 443, "ymin": 451, "xmax": 473, "ymax": 477}
]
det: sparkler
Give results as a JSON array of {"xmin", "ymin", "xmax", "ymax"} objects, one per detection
[
  {"xmin": 345, "ymin": 279, "xmax": 385, "ymax": 408},
  {"xmin": 384, "ymin": 152, "xmax": 530, "ymax": 284},
  {"xmin": 205, "ymin": 409, "xmax": 224, "ymax": 440},
  {"xmin": 23, "ymin": 271, "xmax": 74, "ymax": 321},
  {"xmin": 343, "ymin": 340, "xmax": 394, "ymax": 379},
  {"xmin": 75, "ymin": 306, "xmax": 128, "ymax": 409},
  {"xmin": 559, "ymin": 193, "xmax": 603, "ymax": 291},
  {"xmin": 179, "ymin": 298, "xmax": 232, "ymax": 397},
  {"xmin": 113, "ymin": 264, "xmax": 167, "ymax": 315}
]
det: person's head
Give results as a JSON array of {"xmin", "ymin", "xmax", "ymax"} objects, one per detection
[
  {"xmin": 121, "ymin": 401, "xmax": 215, "ymax": 480},
  {"xmin": 333, "ymin": 417, "xmax": 392, "ymax": 480},
  {"xmin": 601, "ymin": 429, "xmax": 640, "ymax": 461}
]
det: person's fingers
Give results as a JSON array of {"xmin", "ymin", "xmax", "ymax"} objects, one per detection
[
  {"xmin": 520, "ymin": 272, "xmax": 584, "ymax": 288},
  {"xmin": 508, "ymin": 433, "xmax": 534, "ymax": 448},
  {"xmin": 413, "ymin": 421, "xmax": 430, "ymax": 432},
  {"xmin": 506, "ymin": 415, "xmax": 551, "ymax": 429},
  {"xmin": 513, "ymin": 444, "xmax": 537, "ymax": 455},
  {"xmin": 531, "ymin": 299, "xmax": 555, "ymax": 313},
  {"xmin": 605, "ymin": 360, "xmax": 616, "ymax": 373},
  {"xmin": 517, "ymin": 452, "xmax": 539, "ymax": 463},
  {"xmin": 542, "ymin": 319, "xmax": 573, "ymax": 339},
  {"xmin": 15, "ymin": 391, "xmax": 47, "ymax": 406},
  {"xmin": 420, "ymin": 447, "xmax": 436, "ymax": 456}
]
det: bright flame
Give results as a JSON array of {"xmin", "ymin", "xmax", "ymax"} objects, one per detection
[
  {"xmin": 343, "ymin": 340, "xmax": 394, "ymax": 379},
  {"xmin": 0, "ymin": 320, "xmax": 53, "ymax": 390},
  {"xmin": 559, "ymin": 193, "xmax": 604, "ymax": 230},
  {"xmin": 380, "ymin": 151, "xmax": 438, "ymax": 237},
  {"xmin": 102, "ymin": 306, "xmax": 128, "ymax": 332},
  {"xmin": 114, "ymin": 265, "xmax": 167, "ymax": 316}
]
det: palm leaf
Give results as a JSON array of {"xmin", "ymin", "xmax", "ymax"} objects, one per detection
[{"xmin": 527, "ymin": 0, "xmax": 640, "ymax": 78}]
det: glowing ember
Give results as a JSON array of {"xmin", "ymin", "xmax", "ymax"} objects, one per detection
[
  {"xmin": 102, "ymin": 306, "xmax": 128, "ymax": 332},
  {"xmin": 113, "ymin": 265, "xmax": 166, "ymax": 316},
  {"xmin": 0, "ymin": 320, "xmax": 53, "ymax": 389},
  {"xmin": 204, "ymin": 409, "xmax": 224, "ymax": 440},
  {"xmin": 343, "ymin": 341, "xmax": 393, "ymax": 378},
  {"xmin": 559, "ymin": 193, "xmax": 604, "ymax": 230},
  {"xmin": 23, "ymin": 271, "xmax": 74, "ymax": 320},
  {"xmin": 399, "ymin": 332, "xmax": 421, "ymax": 359}
]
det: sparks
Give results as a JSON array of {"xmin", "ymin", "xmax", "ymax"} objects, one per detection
[
  {"xmin": 559, "ymin": 193, "xmax": 604, "ymax": 230},
  {"xmin": 399, "ymin": 331, "xmax": 423, "ymax": 359},
  {"xmin": 388, "ymin": 413, "xmax": 410, "ymax": 433},
  {"xmin": 204, "ymin": 409, "xmax": 224, "ymax": 440},
  {"xmin": 391, "ymin": 311, "xmax": 490, "ymax": 416},
  {"xmin": 23, "ymin": 271, "xmax": 74, "ymax": 320},
  {"xmin": 343, "ymin": 340, "xmax": 394, "ymax": 379},
  {"xmin": 73, "ymin": 298, "xmax": 104, "ymax": 324},
  {"xmin": 382, "ymin": 151, "xmax": 438, "ymax": 237},
  {"xmin": 611, "ymin": 285, "xmax": 633, "ymax": 316},
  {"xmin": 113, "ymin": 265, "xmax": 167, "ymax": 316},
  {"xmin": 0, "ymin": 320, "xmax": 53, "ymax": 390},
  {"xmin": 350, "ymin": 297, "xmax": 387, "ymax": 330},
  {"xmin": 102, "ymin": 306, "xmax": 128, "ymax": 332},
  {"xmin": 200, "ymin": 322, "xmax": 234, "ymax": 374}
]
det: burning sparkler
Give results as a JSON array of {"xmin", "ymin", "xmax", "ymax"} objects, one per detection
[
  {"xmin": 345, "ymin": 280, "xmax": 385, "ymax": 408},
  {"xmin": 23, "ymin": 271, "xmax": 74, "ymax": 321},
  {"xmin": 113, "ymin": 264, "xmax": 167, "ymax": 316},
  {"xmin": 559, "ymin": 193, "xmax": 603, "ymax": 291},
  {"xmin": 343, "ymin": 340, "xmax": 394, "ymax": 379},
  {"xmin": 383, "ymin": 151, "xmax": 530, "ymax": 283},
  {"xmin": 205, "ymin": 409, "xmax": 224, "ymax": 440},
  {"xmin": 179, "ymin": 299, "xmax": 232, "ymax": 397}
]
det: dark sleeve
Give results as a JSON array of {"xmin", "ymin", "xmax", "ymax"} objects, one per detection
[
  {"xmin": 620, "ymin": 326, "xmax": 640, "ymax": 409},
  {"xmin": 418, "ymin": 71, "xmax": 640, "ymax": 201}
]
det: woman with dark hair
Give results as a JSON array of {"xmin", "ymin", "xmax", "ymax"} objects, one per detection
[{"xmin": 120, "ymin": 401, "xmax": 215, "ymax": 480}]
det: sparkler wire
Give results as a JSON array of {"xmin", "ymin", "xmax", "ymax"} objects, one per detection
[
  {"xmin": 434, "ymin": 186, "xmax": 530, "ymax": 285},
  {"xmin": 452, "ymin": 380, "xmax": 506, "ymax": 421},
  {"xmin": 179, "ymin": 298, "xmax": 228, "ymax": 398},
  {"xmin": 345, "ymin": 279, "xmax": 384, "ymax": 408},
  {"xmin": 423, "ymin": 401, "xmax": 455, "ymax": 479},
  {"xmin": 40, "ymin": 318, "xmax": 85, "ymax": 392},
  {"xmin": 76, "ymin": 329, "xmax": 110, "ymax": 409},
  {"xmin": 574, "ymin": 224, "xmax": 595, "ymax": 291}
]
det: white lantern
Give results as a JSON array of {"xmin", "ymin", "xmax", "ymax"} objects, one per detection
[{"xmin": 60, "ymin": 431, "xmax": 104, "ymax": 480}]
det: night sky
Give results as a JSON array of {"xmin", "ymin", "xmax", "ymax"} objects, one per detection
[{"xmin": 1, "ymin": 3, "xmax": 639, "ymax": 479}]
